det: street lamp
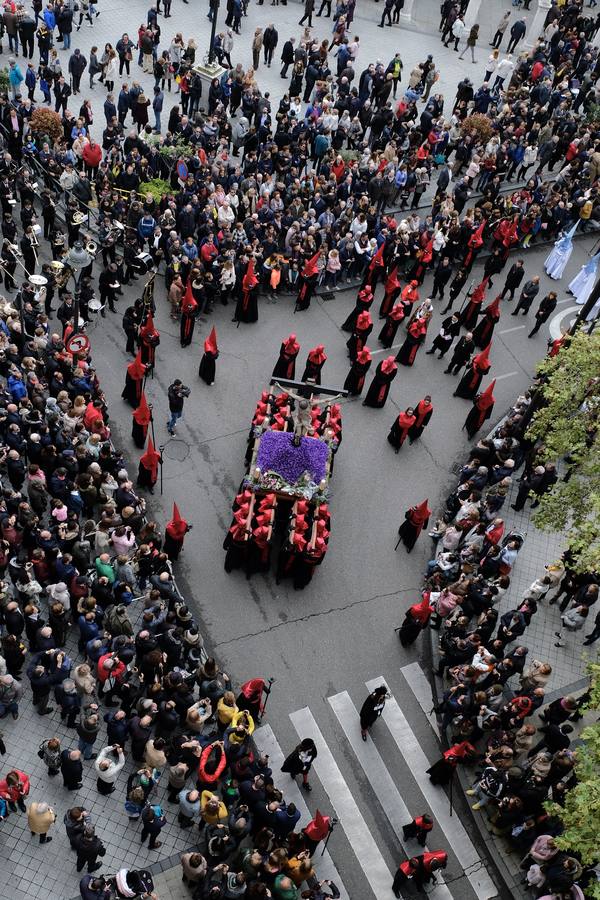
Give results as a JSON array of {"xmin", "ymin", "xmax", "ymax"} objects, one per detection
[
  {"xmin": 207, "ymin": 0, "xmax": 220, "ymax": 64},
  {"xmin": 66, "ymin": 240, "xmax": 93, "ymax": 334}
]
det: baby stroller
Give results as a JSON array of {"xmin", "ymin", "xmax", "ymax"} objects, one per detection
[{"xmin": 107, "ymin": 868, "xmax": 154, "ymax": 898}]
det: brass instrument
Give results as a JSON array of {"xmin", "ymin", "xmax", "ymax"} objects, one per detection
[
  {"xmin": 71, "ymin": 210, "xmax": 87, "ymax": 226},
  {"xmin": 54, "ymin": 264, "xmax": 74, "ymax": 288},
  {"xmin": 85, "ymin": 239, "xmax": 98, "ymax": 256},
  {"xmin": 50, "ymin": 260, "xmax": 65, "ymax": 274}
]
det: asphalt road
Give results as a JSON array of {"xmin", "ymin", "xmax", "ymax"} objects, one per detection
[{"xmin": 87, "ymin": 232, "xmax": 595, "ymax": 898}]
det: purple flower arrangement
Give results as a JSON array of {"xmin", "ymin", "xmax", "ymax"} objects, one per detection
[{"xmin": 256, "ymin": 431, "xmax": 330, "ymax": 486}]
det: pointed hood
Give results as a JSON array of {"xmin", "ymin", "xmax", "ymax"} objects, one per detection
[
  {"xmin": 140, "ymin": 313, "xmax": 158, "ymax": 340},
  {"xmin": 283, "ymin": 333, "xmax": 300, "ymax": 355},
  {"xmin": 304, "ymin": 810, "xmax": 330, "ymax": 841},
  {"xmin": 385, "ymin": 265, "xmax": 401, "ymax": 293},
  {"xmin": 485, "ymin": 296, "xmax": 501, "ymax": 319},
  {"xmin": 140, "ymin": 437, "xmax": 161, "ymax": 481},
  {"xmin": 473, "ymin": 342, "xmax": 492, "ymax": 370},
  {"xmin": 308, "ymin": 344, "xmax": 327, "ymax": 365},
  {"xmin": 242, "ymin": 258, "xmax": 258, "ymax": 292},
  {"xmin": 409, "ymin": 592, "xmax": 432, "ymax": 625},
  {"xmin": 132, "ymin": 392, "xmax": 152, "ymax": 426},
  {"xmin": 301, "ymin": 250, "xmax": 321, "ymax": 278},
  {"xmin": 182, "ymin": 280, "xmax": 198, "ymax": 314},
  {"xmin": 381, "ymin": 356, "xmax": 398, "ymax": 375},
  {"xmin": 468, "ymin": 219, "xmax": 487, "ymax": 248},
  {"xmin": 477, "ymin": 379, "xmax": 496, "ymax": 410},
  {"xmin": 369, "ymin": 242, "xmax": 385, "ymax": 270},
  {"xmin": 411, "ymin": 498, "xmax": 431, "ymax": 525},
  {"xmin": 204, "ymin": 326, "xmax": 218, "ymax": 355},
  {"xmin": 389, "ymin": 303, "xmax": 405, "ymax": 322},
  {"xmin": 356, "ymin": 310, "xmax": 372, "ymax": 331},
  {"xmin": 167, "ymin": 502, "xmax": 188, "ymax": 541},
  {"xmin": 471, "ymin": 276, "xmax": 489, "ymax": 304},
  {"xmin": 127, "ymin": 351, "xmax": 146, "ymax": 381},
  {"xmin": 357, "ymin": 347, "xmax": 372, "ymax": 364}
]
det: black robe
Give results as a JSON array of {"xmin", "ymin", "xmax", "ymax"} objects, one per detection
[
  {"xmin": 464, "ymin": 400, "xmax": 494, "ymax": 439},
  {"xmin": 454, "ymin": 363, "xmax": 487, "ymax": 400},
  {"xmin": 301, "ymin": 359, "xmax": 325, "ymax": 385},
  {"xmin": 272, "ymin": 344, "xmax": 298, "ymax": 380},
  {"xmin": 121, "ymin": 372, "xmax": 143, "ymax": 407},
  {"xmin": 396, "ymin": 331, "xmax": 424, "ymax": 367},
  {"xmin": 234, "ymin": 286, "xmax": 259, "ymax": 323},
  {"xmin": 295, "ymin": 273, "xmax": 318, "ymax": 312},
  {"xmin": 343, "ymin": 358, "xmax": 371, "ymax": 396},
  {"xmin": 198, "ymin": 350, "xmax": 218, "ymax": 385},
  {"xmin": 472, "ymin": 312, "xmax": 498, "ymax": 349},
  {"xmin": 363, "ymin": 363, "xmax": 397, "ymax": 408},
  {"xmin": 180, "ymin": 309, "xmax": 197, "ymax": 347},
  {"xmin": 131, "ymin": 419, "xmax": 148, "ymax": 449},
  {"xmin": 378, "ymin": 314, "xmax": 403, "ymax": 348}
]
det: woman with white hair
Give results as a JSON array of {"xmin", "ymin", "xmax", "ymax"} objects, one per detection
[{"xmin": 27, "ymin": 800, "xmax": 56, "ymax": 843}]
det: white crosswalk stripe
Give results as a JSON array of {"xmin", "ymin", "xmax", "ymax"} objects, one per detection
[
  {"xmin": 290, "ymin": 705, "xmax": 397, "ymax": 899},
  {"xmin": 366, "ymin": 677, "xmax": 498, "ymax": 900},
  {"xmin": 253, "ymin": 724, "xmax": 349, "ymax": 900},
  {"xmin": 328, "ymin": 690, "xmax": 453, "ymax": 900},
  {"xmin": 400, "ymin": 662, "xmax": 441, "ymax": 738}
]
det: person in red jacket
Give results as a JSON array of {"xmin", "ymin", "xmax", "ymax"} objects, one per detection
[
  {"xmin": 0, "ymin": 768, "xmax": 30, "ymax": 811},
  {"xmin": 82, "ymin": 139, "xmax": 102, "ymax": 179},
  {"xmin": 402, "ymin": 812, "xmax": 434, "ymax": 846},
  {"xmin": 97, "ymin": 653, "xmax": 126, "ymax": 704}
]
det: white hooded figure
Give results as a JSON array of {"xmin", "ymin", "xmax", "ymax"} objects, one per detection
[
  {"xmin": 569, "ymin": 251, "xmax": 600, "ymax": 306},
  {"xmin": 544, "ymin": 220, "xmax": 579, "ymax": 280}
]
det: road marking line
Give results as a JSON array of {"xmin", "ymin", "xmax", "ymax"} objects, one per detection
[
  {"xmin": 400, "ymin": 662, "xmax": 440, "ymax": 738},
  {"xmin": 290, "ymin": 706, "xmax": 395, "ymax": 899},
  {"xmin": 254, "ymin": 724, "xmax": 349, "ymax": 899},
  {"xmin": 494, "ymin": 371, "xmax": 518, "ymax": 381},
  {"xmin": 371, "ymin": 342, "xmax": 403, "ymax": 356},
  {"xmin": 328, "ymin": 691, "xmax": 452, "ymax": 899},
  {"xmin": 366, "ymin": 678, "xmax": 498, "ymax": 900},
  {"xmin": 498, "ymin": 325, "xmax": 525, "ymax": 335}
]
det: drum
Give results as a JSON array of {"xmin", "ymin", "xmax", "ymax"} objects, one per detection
[
  {"xmin": 88, "ymin": 298, "xmax": 102, "ymax": 313},
  {"xmin": 132, "ymin": 252, "xmax": 153, "ymax": 274},
  {"xmin": 28, "ymin": 274, "xmax": 48, "ymax": 286}
]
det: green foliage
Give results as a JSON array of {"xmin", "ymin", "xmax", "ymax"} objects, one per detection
[
  {"xmin": 0, "ymin": 68, "xmax": 9, "ymax": 93},
  {"xmin": 339, "ymin": 149, "xmax": 360, "ymax": 163},
  {"xmin": 144, "ymin": 178, "xmax": 172, "ymax": 201},
  {"xmin": 527, "ymin": 330, "xmax": 600, "ymax": 573},
  {"xmin": 545, "ymin": 661, "xmax": 600, "ymax": 892},
  {"xmin": 586, "ymin": 101, "xmax": 600, "ymax": 126}
]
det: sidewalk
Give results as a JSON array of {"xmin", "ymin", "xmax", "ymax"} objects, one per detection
[{"xmin": 429, "ymin": 415, "xmax": 593, "ymax": 900}]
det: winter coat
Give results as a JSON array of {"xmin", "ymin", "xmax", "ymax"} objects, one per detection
[{"xmin": 27, "ymin": 802, "xmax": 56, "ymax": 834}]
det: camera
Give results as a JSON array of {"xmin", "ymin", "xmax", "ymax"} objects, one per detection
[{"xmin": 180, "ymin": 385, "xmax": 191, "ymax": 398}]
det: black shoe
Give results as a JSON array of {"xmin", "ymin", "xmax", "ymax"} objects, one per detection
[{"xmin": 89, "ymin": 863, "xmax": 102, "ymax": 872}]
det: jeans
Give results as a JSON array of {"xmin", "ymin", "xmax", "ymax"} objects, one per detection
[
  {"xmin": 154, "ymin": 112, "xmax": 161, "ymax": 132},
  {"xmin": 63, "ymin": 31, "xmax": 71, "ymax": 48},
  {"xmin": 168, "ymin": 410, "xmax": 182, "ymax": 432},
  {"xmin": 0, "ymin": 700, "xmax": 18, "ymax": 717},
  {"xmin": 8, "ymin": 33, "xmax": 19, "ymax": 53},
  {"xmin": 77, "ymin": 737, "xmax": 96, "ymax": 760}
]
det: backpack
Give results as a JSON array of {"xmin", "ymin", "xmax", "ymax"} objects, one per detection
[{"xmin": 128, "ymin": 869, "xmax": 154, "ymax": 893}]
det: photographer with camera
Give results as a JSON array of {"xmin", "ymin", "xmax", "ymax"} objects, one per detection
[{"xmin": 167, "ymin": 379, "xmax": 190, "ymax": 436}]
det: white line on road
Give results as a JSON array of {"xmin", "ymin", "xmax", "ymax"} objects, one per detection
[
  {"xmin": 371, "ymin": 342, "xmax": 403, "ymax": 356},
  {"xmin": 494, "ymin": 371, "xmax": 518, "ymax": 381},
  {"xmin": 498, "ymin": 325, "xmax": 525, "ymax": 335},
  {"xmin": 290, "ymin": 706, "xmax": 395, "ymax": 899},
  {"xmin": 549, "ymin": 306, "xmax": 579, "ymax": 339},
  {"xmin": 253, "ymin": 724, "xmax": 349, "ymax": 899},
  {"xmin": 400, "ymin": 662, "xmax": 440, "ymax": 738},
  {"xmin": 328, "ymin": 691, "xmax": 453, "ymax": 900},
  {"xmin": 366, "ymin": 679, "xmax": 499, "ymax": 900}
]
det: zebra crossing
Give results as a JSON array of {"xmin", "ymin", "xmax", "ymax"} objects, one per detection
[{"xmin": 254, "ymin": 663, "xmax": 499, "ymax": 900}]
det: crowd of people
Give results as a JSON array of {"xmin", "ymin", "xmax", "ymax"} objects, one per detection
[
  {"xmin": 0, "ymin": 0, "xmax": 597, "ymax": 896},
  {"xmin": 393, "ymin": 383, "xmax": 599, "ymax": 898}
]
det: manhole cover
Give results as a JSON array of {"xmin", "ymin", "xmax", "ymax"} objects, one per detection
[{"xmin": 163, "ymin": 439, "xmax": 190, "ymax": 462}]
